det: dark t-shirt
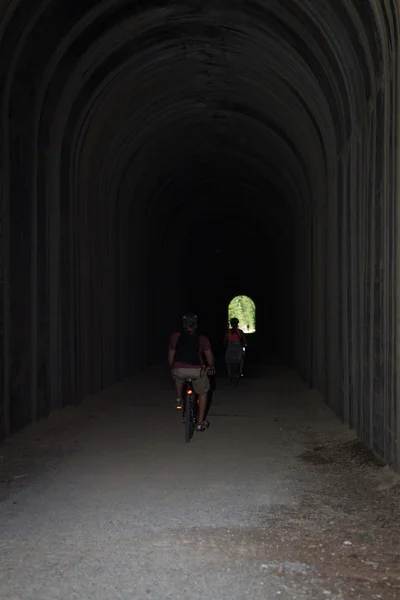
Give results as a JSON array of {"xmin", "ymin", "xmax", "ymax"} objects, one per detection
[{"xmin": 169, "ymin": 332, "xmax": 210, "ymax": 368}]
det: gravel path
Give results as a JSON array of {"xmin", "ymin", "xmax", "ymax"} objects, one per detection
[{"xmin": 0, "ymin": 364, "xmax": 399, "ymax": 599}]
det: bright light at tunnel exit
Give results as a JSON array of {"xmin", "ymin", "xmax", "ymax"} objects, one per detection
[{"xmin": 228, "ymin": 296, "xmax": 256, "ymax": 334}]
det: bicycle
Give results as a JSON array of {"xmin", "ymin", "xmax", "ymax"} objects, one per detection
[
  {"xmin": 224, "ymin": 337, "xmax": 246, "ymax": 386},
  {"xmin": 182, "ymin": 378, "xmax": 198, "ymax": 443}
]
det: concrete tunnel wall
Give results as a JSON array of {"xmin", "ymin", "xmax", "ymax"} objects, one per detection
[{"xmin": 0, "ymin": 1, "xmax": 399, "ymax": 467}]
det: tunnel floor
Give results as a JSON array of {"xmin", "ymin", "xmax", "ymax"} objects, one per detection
[{"xmin": 0, "ymin": 366, "xmax": 399, "ymax": 599}]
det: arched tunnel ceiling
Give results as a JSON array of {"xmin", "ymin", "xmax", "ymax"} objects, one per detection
[
  {"xmin": 1, "ymin": 0, "xmax": 399, "ymax": 467},
  {"xmin": 2, "ymin": 0, "xmax": 394, "ymax": 246}
]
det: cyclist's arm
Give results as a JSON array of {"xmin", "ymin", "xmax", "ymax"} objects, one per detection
[
  {"xmin": 204, "ymin": 348, "xmax": 215, "ymax": 370},
  {"xmin": 168, "ymin": 333, "xmax": 178, "ymax": 368},
  {"xmin": 168, "ymin": 347, "xmax": 175, "ymax": 368},
  {"xmin": 241, "ymin": 330, "xmax": 248, "ymax": 346}
]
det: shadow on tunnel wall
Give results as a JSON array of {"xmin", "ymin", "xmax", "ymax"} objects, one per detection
[{"xmin": 0, "ymin": 2, "xmax": 399, "ymax": 470}]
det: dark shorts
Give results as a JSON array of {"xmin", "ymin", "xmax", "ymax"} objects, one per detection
[{"xmin": 225, "ymin": 341, "xmax": 244, "ymax": 364}]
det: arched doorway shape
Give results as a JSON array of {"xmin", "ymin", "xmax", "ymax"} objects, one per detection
[{"xmin": 228, "ymin": 296, "xmax": 256, "ymax": 333}]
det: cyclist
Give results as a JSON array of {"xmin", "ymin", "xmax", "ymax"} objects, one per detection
[
  {"xmin": 168, "ymin": 313, "xmax": 216, "ymax": 431},
  {"xmin": 224, "ymin": 317, "xmax": 247, "ymax": 377}
]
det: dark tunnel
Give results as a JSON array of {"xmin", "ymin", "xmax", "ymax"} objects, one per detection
[{"xmin": 0, "ymin": 1, "xmax": 399, "ymax": 468}]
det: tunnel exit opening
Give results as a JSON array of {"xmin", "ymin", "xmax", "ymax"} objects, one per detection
[{"xmin": 228, "ymin": 296, "xmax": 256, "ymax": 334}]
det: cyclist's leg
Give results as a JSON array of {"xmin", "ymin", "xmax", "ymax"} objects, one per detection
[
  {"xmin": 172, "ymin": 369, "xmax": 186, "ymax": 408},
  {"xmin": 197, "ymin": 392, "xmax": 207, "ymax": 423},
  {"xmin": 192, "ymin": 370, "xmax": 210, "ymax": 429}
]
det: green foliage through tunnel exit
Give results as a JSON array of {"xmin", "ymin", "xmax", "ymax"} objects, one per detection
[{"xmin": 228, "ymin": 296, "xmax": 256, "ymax": 334}]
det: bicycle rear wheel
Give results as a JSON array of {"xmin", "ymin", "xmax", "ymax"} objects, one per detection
[
  {"xmin": 232, "ymin": 362, "xmax": 240, "ymax": 386},
  {"xmin": 185, "ymin": 394, "xmax": 195, "ymax": 442}
]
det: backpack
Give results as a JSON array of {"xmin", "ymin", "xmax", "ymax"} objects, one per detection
[{"xmin": 174, "ymin": 331, "xmax": 201, "ymax": 365}]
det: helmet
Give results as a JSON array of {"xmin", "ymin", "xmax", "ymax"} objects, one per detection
[
  {"xmin": 182, "ymin": 313, "xmax": 198, "ymax": 328},
  {"xmin": 230, "ymin": 317, "xmax": 239, "ymax": 326}
]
